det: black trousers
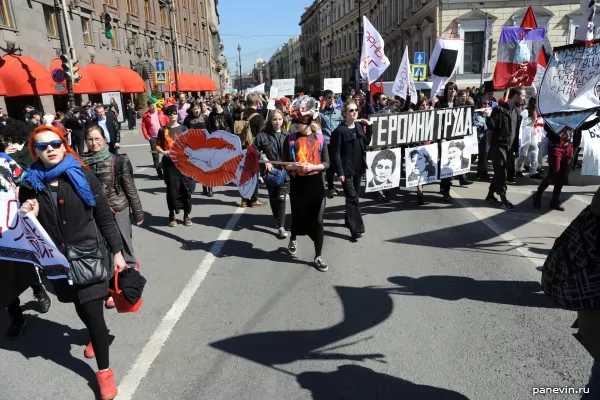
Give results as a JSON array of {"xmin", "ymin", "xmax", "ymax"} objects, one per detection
[
  {"xmin": 108, "ymin": 142, "xmax": 118, "ymax": 155},
  {"xmin": 326, "ymin": 167, "xmax": 335, "ymax": 191},
  {"xmin": 74, "ymin": 297, "xmax": 110, "ymax": 370},
  {"xmin": 477, "ymin": 135, "xmax": 489, "ymax": 179},
  {"xmin": 342, "ymin": 174, "xmax": 365, "ymax": 236},
  {"xmin": 267, "ymin": 182, "xmax": 288, "ymax": 229},
  {"xmin": 148, "ymin": 138, "xmax": 162, "ymax": 177},
  {"xmin": 6, "ymin": 282, "xmax": 43, "ymax": 320},
  {"xmin": 128, "ymin": 113, "xmax": 136, "ymax": 130},
  {"xmin": 71, "ymin": 130, "xmax": 85, "ymax": 155},
  {"xmin": 488, "ymin": 146, "xmax": 510, "ymax": 197}
]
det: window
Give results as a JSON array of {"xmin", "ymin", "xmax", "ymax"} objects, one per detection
[
  {"xmin": 193, "ymin": 22, "xmax": 198, "ymax": 39},
  {"xmin": 0, "ymin": 0, "xmax": 14, "ymax": 28},
  {"xmin": 164, "ymin": 41, "xmax": 171, "ymax": 60},
  {"xmin": 183, "ymin": 17, "xmax": 189, "ymax": 37},
  {"xmin": 463, "ymin": 31, "xmax": 484, "ymax": 73},
  {"xmin": 111, "ymin": 25, "xmax": 119, "ymax": 49},
  {"xmin": 103, "ymin": 0, "xmax": 116, "ymax": 4},
  {"xmin": 43, "ymin": 6, "xmax": 58, "ymax": 37},
  {"xmin": 160, "ymin": 9, "xmax": 167, "ymax": 26},
  {"xmin": 126, "ymin": 0, "xmax": 138, "ymax": 14},
  {"xmin": 144, "ymin": 0, "xmax": 153, "ymax": 21},
  {"xmin": 81, "ymin": 17, "xmax": 92, "ymax": 44}
]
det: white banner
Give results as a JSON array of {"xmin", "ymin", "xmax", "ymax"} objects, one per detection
[
  {"xmin": 440, "ymin": 139, "xmax": 472, "ymax": 179},
  {"xmin": 405, "ymin": 144, "xmax": 439, "ymax": 188},
  {"xmin": 392, "ymin": 46, "xmax": 417, "ymax": 102},
  {"xmin": 269, "ymin": 86, "xmax": 279, "ymax": 99},
  {"xmin": 365, "ymin": 148, "xmax": 402, "ymax": 193},
  {"xmin": 323, "ymin": 78, "xmax": 343, "ymax": 94},
  {"xmin": 429, "ymin": 38, "xmax": 464, "ymax": 98},
  {"xmin": 246, "ymin": 83, "xmax": 265, "ymax": 95},
  {"xmin": 271, "ymin": 79, "xmax": 295, "ymax": 96},
  {"xmin": 0, "ymin": 193, "xmax": 70, "ymax": 279},
  {"xmin": 359, "ymin": 16, "xmax": 390, "ymax": 82}
]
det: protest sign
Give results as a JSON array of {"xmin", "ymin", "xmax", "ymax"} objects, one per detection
[
  {"xmin": 0, "ymin": 192, "xmax": 69, "ymax": 278},
  {"xmin": 440, "ymin": 139, "xmax": 472, "ymax": 178},
  {"xmin": 246, "ymin": 83, "xmax": 265, "ymax": 95},
  {"xmin": 365, "ymin": 148, "xmax": 402, "ymax": 193},
  {"xmin": 368, "ymin": 106, "xmax": 474, "ymax": 148},
  {"xmin": 323, "ymin": 78, "xmax": 342, "ymax": 94},
  {"xmin": 405, "ymin": 144, "xmax": 439, "ymax": 188},
  {"xmin": 271, "ymin": 79, "xmax": 295, "ymax": 96}
]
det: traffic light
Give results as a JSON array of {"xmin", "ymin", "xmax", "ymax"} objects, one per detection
[
  {"xmin": 60, "ymin": 54, "xmax": 82, "ymax": 84},
  {"xmin": 104, "ymin": 14, "xmax": 113, "ymax": 39}
]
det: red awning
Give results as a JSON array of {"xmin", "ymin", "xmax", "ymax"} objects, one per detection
[
  {"xmin": 198, "ymin": 75, "xmax": 217, "ymax": 91},
  {"xmin": 169, "ymin": 72, "xmax": 192, "ymax": 92},
  {"xmin": 86, "ymin": 63, "xmax": 125, "ymax": 93},
  {"xmin": 113, "ymin": 66, "xmax": 146, "ymax": 93},
  {"xmin": 49, "ymin": 58, "xmax": 97, "ymax": 95},
  {"xmin": 0, "ymin": 55, "xmax": 55, "ymax": 97}
]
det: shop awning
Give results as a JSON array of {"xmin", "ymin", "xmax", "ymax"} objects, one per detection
[
  {"xmin": 198, "ymin": 75, "xmax": 217, "ymax": 91},
  {"xmin": 169, "ymin": 72, "xmax": 192, "ymax": 92},
  {"xmin": 48, "ymin": 58, "xmax": 97, "ymax": 95},
  {"xmin": 113, "ymin": 66, "xmax": 146, "ymax": 93},
  {"xmin": 86, "ymin": 63, "xmax": 125, "ymax": 93},
  {"xmin": 0, "ymin": 55, "xmax": 55, "ymax": 97}
]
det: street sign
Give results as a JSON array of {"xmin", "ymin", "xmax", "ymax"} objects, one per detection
[
  {"xmin": 55, "ymin": 84, "xmax": 66, "ymax": 92},
  {"xmin": 155, "ymin": 61, "xmax": 165, "ymax": 71},
  {"xmin": 412, "ymin": 64, "xmax": 427, "ymax": 81},
  {"xmin": 51, "ymin": 68, "xmax": 65, "ymax": 83},
  {"xmin": 155, "ymin": 71, "xmax": 167, "ymax": 84},
  {"xmin": 414, "ymin": 52, "xmax": 426, "ymax": 65}
]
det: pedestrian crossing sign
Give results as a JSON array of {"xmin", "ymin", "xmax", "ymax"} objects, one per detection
[
  {"xmin": 412, "ymin": 64, "xmax": 427, "ymax": 81},
  {"xmin": 155, "ymin": 71, "xmax": 167, "ymax": 84}
]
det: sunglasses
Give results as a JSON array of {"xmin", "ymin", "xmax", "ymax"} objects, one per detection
[
  {"xmin": 347, "ymin": 108, "xmax": 358, "ymax": 113},
  {"xmin": 35, "ymin": 140, "xmax": 62, "ymax": 151}
]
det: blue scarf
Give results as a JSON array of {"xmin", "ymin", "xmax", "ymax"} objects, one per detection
[{"xmin": 26, "ymin": 154, "xmax": 96, "ymax": 207}]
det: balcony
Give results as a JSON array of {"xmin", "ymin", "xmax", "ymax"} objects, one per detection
[
  {"xmin": 161, "ymin": 26, "xmax": 170, "ymax": 38},
  {"xmin": 102, "ymin": 3, "xmax": 118, "ymax": 16},
  {"xmin": 145, "ymin": 20, "xmax": 157, "ymax": 33},
  {"xmin": 74, "ymin": 0, "xmax": 93, "ymax": 11},
  {"xmin": 126, "ymin": 13, "xmax": 140, "ymax": 27}
]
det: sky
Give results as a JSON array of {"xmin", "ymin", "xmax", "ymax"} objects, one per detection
[{"xmin": 218, "ymin": 0, "xmax": 313, "ymax": 74}]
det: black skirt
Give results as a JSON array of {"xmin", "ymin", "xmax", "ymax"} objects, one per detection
[{"xmin": 289, "ymin": 173, "xmax": 326, "ymax": 237}]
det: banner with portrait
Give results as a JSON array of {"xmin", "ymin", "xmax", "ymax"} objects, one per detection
[
  {"xmin": 440, "ymin": 138, "xmax": 472, "ymax": 179},
  {"xmin": 405, "ymin": 143, "xmax": 439, "ymax": 188},
  {"xmin": 365, "ymin": 148, "xmax": 402, "ymax": 193}
]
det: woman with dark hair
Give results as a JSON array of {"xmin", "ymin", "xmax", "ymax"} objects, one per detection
[
  {"xmin": 2, "ymin": 117, "xmax": 34, "ymax": 169},
  {"xmin": 19, "ymin": 125, "xmax": 126, "ymax": 399},
  {"xmin": 254, "ymin": 109, "xmax": 290, "ymax": 238},
  {"xmin": 368, "ymin": 149, "xmax": 396, "ymax": 190}
]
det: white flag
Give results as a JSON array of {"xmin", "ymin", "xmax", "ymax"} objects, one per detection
[
  {"xmin": 392, "ymin": 46, "xmax": 418, "ymax": 103},
  {"xmin": 429, "ymin": 38, "xmax": 464, "ymax": 99},
  {"xmin": 359, "ymin": 16, "xmax": 390, "ymax": 82}
]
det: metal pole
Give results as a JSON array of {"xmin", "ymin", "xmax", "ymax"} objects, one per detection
[
  {"xmin": 238, "ymin": 44, "xmax": 242, "ymax": 91},
  {"xmin": 480, "ymin": 12, "xmax": 488, "ymax": 89},
  {"xmin": 168, "ymin": 0, "xmax": 180, "ymax": 97},
  {"xmin": 53, "ymin": 0, "xmax": 75, "ymax": 108},
  {"xmin": 330, "ymin": 0, "xmax": 334, "ymax": 79},
  {"xmin": 61, "ymin": 0, "xmax": 75, "ymax": 60},
  {"xmin": 357, "ymin": 0, "xmax": 362, "ymax": 91}
]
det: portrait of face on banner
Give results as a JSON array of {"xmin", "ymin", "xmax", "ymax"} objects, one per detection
[
  {"xmin": 365, "ymin": 148, "xmax": 401, "ymax": 193},
  {"xmin": 440, "ymin": 139, "xmax": 471, "ymax": 179},
  {"xmin": 405, "ymin": 143, "xmax": 438, "ymax": 188}
]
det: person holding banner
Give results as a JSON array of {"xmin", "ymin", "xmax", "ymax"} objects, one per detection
[
  {"xmin": 19, "ymin": 125, "xmax": 127, "ymax": 400},
  {"xmin": 330, "ymin": 100, "xmax": 373, "ymax": 241},
  {"xmin": 319, "ymin": 89, "xmax": 343, "ymax": 198}
]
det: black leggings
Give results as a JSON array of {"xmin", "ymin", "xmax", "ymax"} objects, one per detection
[
  {"xmin": 267, "ymin": 183, "xmax": 288, "ymax": 229},
  {"xmin": 74, "ymin": 297, "xmax": 110, "ymax": 370}
]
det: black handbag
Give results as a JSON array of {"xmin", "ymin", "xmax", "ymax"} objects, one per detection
[{"xmin": 67, "ymin": 225, "xmax": 109, "ymax": 285}]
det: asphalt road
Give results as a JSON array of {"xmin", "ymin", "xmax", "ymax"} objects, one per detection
[{"xmin": 0, "ymin": 130, "xmax": 595, "ymax": 400}]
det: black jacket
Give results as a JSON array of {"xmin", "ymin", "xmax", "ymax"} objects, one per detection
[
  {"xmin": 487, "ymin": 102, "xmax": 521, "ymax": 150},
  {"xmin": 64, "ymin": 114, "xmax": 85, "ymax": 136},
  {"xmin": 208, "ymin": 109, "xmax": 233, "ymax": 133},
  {"xmin": 254, "ymin": 130, "xmax": 289, "ymax": 163},
  {"xmin": 330, "ymin": 122, "xmax": 373, "ymax": 177},
  {"xmin": 94, "ymin": 113, "xmax": 120, "ymax": 144}
]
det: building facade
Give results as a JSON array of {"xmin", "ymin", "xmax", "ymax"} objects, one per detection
[
  {"xmin": 252, "ymin": 56, "xmax": 266, "ymax": 85},
  {"xmin": 0, "ymin": 0, "xmax": 222, "ymax": 115},
  {"xmin": 299, "ymin": 0, "xmax": 583, "ymax": 92}
]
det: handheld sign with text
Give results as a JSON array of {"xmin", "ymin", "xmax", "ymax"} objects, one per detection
[
  {"xmin": 323, "ymin": 78, "xmax": 343, "ymax": 94},
  {"xmin": 271, "ymin": 79, "xmax": 295, "ymax": 96},
  {"xmin": 368, "ymin": 106, "xmax": 475, "ymax": 148}
]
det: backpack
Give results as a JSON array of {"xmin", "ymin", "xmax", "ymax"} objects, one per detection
[
  {"xmin": 233, "ymin": 112, "xmax": 260, "ymax": 148},
  {"xmin": 112, "ymin": 154, "xmax": 133, "ymax": 196},
  {"xmin": 541, "ymin": 205, "xmax": 600, "ymax": 310}
]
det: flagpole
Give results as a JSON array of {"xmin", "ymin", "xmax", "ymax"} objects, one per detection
[{"xmin": 480, "ymin": 11, "xmax": 489, "ymax": 89}]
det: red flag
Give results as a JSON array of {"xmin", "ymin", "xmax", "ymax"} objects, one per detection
[
  {"xmin": 370, "ymin": 81, "xmax": 384, "ymax": 104},
  {"xmin": 520, "ymin": 6, "xmax": 548, "ymax": 68}
]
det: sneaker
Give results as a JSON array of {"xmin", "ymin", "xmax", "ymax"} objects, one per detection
[
  {"xmin": 34, "ymin": 287, "xmax": 51, "ymax": 314},
  {"xmin": 250, "ymin": 200, "xmax": 268, "ymax": 208},
  {"xmin": 277, "ymin": 227, "xmax": 288, "ymax": 239},
  {"xmin": 533, "ymin": 191, "xmax": 542, "ymax": 209},
  {"xmin": 84, "ymin": 342, "xmax": 95, "ymax": 359},
  {"xmin": 500, "ymin": 201, "xmax": 515, "ymax": 211},
  {"xmin": 459, "ymin": 180, "xmax": 473, "ymax": 186},
  {"xmin": 184, "ymin": 217, "xmax": 192, "ymax": 226},
  {"xmin": 506, "ymin": 179, "xmax": 516, "ymax": 185},
  {"xmin": 442, "ymin": 192, "xmax": 453, "ymax": 202},
  {"xmin": 168, "ymin": 219, "xmax": 177, "ymax": 227},
  {"xmin": 96, "ymin": 368, "xmax": 118, "ymax": 400},
  {"xmin": 288, "ymin": 239, "xmax": 298, "ymax": 255},
  {"xmin": 530, "ymin": 173, "xmax": 544, "ymax": 179},
  {"xmin": 550, "ymin": 200, "xmax": 565, "ymax": 212},
  {"xmin": 314, "ymin": 256, "xmax": 328, "ymax": 272},
  {"xmin": 240, "ymin": 200, "xmax": 248, "ymax": 208},
  {"xmin": 327, "ymin": 189, "xmax": 336, "ymax": 199},
  {"xmin": 6, "ymin": 318, "xmax": 26, "ymax": 340},
  {"xmin": 485, "ymin": 195, "xmax": 501, "ymax": 205},
  {"xmin": 105, "ymin": 297, "xmax": 115, "ymax": 309}
]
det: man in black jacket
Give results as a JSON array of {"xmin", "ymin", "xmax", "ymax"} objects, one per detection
[
  {"xmin": 485, "ymin": 87, "xmax": 525, "ymax": 210},
  {"xmin": 64, "ymin": 107, "xmax": 86, "ymax": 155},
  {"xmin": 94, "ymin": 104, "xmax": 121, "ymax": 154}
]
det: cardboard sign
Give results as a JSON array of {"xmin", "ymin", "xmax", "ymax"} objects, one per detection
[
  {"xmin": 271, "ymin": 79, "xmax": 295, "ymax": 96},
  {"xmin": 323, "ymin": 78, "xmax": 342, "ymax": 94}
]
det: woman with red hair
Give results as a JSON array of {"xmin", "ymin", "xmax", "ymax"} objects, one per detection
[{"xmin": 19, "ymin": 125, "xmax": 126, "ymax": 400}]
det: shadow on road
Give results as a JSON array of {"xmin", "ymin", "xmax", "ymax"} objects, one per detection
[
  {"xmin": 387, "ymin": 276, "xmax": 557, "ymax": 308},
  {"xmin": 297, "ymin": 365, "xmax": 469, "ymax": 400}
]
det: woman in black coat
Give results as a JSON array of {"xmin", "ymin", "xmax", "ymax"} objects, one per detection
[{"xmin": 19, "ymin": 124, "xmax": 126, "ymax": 400}]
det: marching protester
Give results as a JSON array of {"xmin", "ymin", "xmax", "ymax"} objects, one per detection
[
  {"xmin": 330, "ymin": 99, "xmax": 373, "ymax": 241},
  {"xmin": 283, "ymin": 96, "xmax": 330, "ymax": 271},
  {"xmin": 319, "ymin": 89, "xmax": 343, "ymax": 198},
  {"xmin": 19, "ymin": 124, "xmax": 127, "ymax": 400},
  {"xmin": 94, "ymin": 105, "xmax": 120, "ymax": 155},
  {"xmin": 142, "ymin": 99, "xmax": 168, "ymax": 180},
  {"xmin": 3, "ymin": 117, "xmax": 34, "ymax": 170},
  {"xmin": 516, "ymin": 97, "xmax": 545, "ymax": 180},
  {"xmin": 126, "ymin": 99, "xmax": 136, "ymax": 130},
  {"xmin": 208, "ymin": 97, "xmax": 234, "ymax": 132},
  {"xmin": 177, "ymin": 93, "xmax": 190, "ymax": 125},
  {"xmin": 157, "ymin": 105, "xmax": 195, "ymax": 227},
  {"xmin": 254, "ymin": 109, "xmax": 290, "ymax": 239},
  {"xmin": 486, "ymin": 87, "xmax": 525, "ymax": 210},
  {"xmin": 184, "ymin": 101, "xmax": 213, "ymax": 197},
  {"xmin": 64, "ymin": 107, "xmax": 86, "ymax": 155}
]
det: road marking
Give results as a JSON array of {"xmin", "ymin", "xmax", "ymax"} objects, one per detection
[
  {"xmin": 120, "ymin": 144, "xmax": 148, "ymax": 148},
  {"xmin": 451, "ymin": 192, "xmax": 545, "ymax": 269},
  {"xmin": 117, "ymin": 207, "xmax": 246, "ymax": 399},
  {"xmin": 134, "ymin": 167, "xmax": 148, "ymax": 174},
  {"xmin": 501, "ymin": 186, "xmax": 592, "ymax": 205}
]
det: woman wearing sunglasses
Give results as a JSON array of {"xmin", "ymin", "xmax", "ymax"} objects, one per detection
[
  {"xmin": 18, "ymin": 125, "xmax": 126, "ymax": 400},
  {"xmin": 330, "ymin": 100, "xmax": 373, "ymax": 241}
]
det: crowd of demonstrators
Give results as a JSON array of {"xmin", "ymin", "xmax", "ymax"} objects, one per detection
[
  {"xmin": 320, "ymin": 90, "xmax": 343, "ymax": 198},
  {"xmin": 142, "ymin": 99, "xmax": 168, "ymax": 180}
]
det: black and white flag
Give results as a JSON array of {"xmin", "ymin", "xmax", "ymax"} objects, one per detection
[{"xmin": 429, "ymin": 38, "xmax": 464, "ymax": 98}]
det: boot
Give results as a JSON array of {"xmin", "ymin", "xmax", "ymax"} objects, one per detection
[
  {"xmin": 96, "ymin": 369, "xmax": 118, "ymax": 400},
  {"xmin": 417, "ymin": 192, "xmax": 424, "ymax": 205},
  {"xmin": 550, "ymin": 196, "xmax": 565, "ymax": 211}
]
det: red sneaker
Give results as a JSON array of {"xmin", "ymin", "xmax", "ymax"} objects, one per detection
[
  {"xmin": 84, "ymin": 342, "xmax": 95, "ymax": 359},
  {"xmin": 134, "ymin": 261, "xmax": 140, "ymax": 272},
  {"xmin": 105, "ymin": 297, "xmax": 115, "ymax": 309},
  {"xmin": 96, "ymin": 368, "xmax": 118, "ymax": 400}
]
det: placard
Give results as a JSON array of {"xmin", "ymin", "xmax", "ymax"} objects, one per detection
[
  {"xmin": 405, "ymin": 143, "xmax": 439, "ymax": 188},
  {"xmin": 365, "ymin": 148, "xmax": 402, "ymax": 193},
  {"xmin": 271, "ymin": 79, "xmax": 295, "ymax": 96},
  {"xmin": 102, "ymin": 92, "xmax": 125, "ymax": 123},
  {"xmin": 246, "ymin": 83, "xmax": 265, "ymax": 95},
  {"xmin": 440, "ymin": 138, "xmax": 472, "ymax": 179},
  {"xmin": 323, "ymin": 78, "xmax": 342, "ymax": 94},
  {"xmin": 368, "ymin": 106, "xmax": 474, "ymax": 148}
]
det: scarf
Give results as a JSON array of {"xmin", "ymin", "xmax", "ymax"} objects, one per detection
[
  {"xmin": 81, "ymin": 144, "xmax": 110, "ymax": 165},
  {"xmin": 26, "ymin": 154, "xmax": 96, "ymax": 207}
]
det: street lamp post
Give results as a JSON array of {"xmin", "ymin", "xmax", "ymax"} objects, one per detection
[
  {"xmin": 162, "ymin": 0, "xmax": 180, "ymax": 97},
  {"xmin": 357, "ymin": 0, "xmax": 366, "ymax": 90},
  {"xmin": 237, "ymin": 44, "xmax": 242, "ymax": 92},
  {"xmin": 53, "ymin": 0, "xmax": 75, "ymax": 108},
  {"xmin": 330, "ymin": 0, "xmax": 334, "ymax": 79}
]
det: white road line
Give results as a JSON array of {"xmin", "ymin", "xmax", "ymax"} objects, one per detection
[
  {"xmin": 120, "ymin": 144, "xmax": 148, "ymax": 148},
  {"xmin": 117, "ymin": 207, "xmax": 246, "ymax": 400},
  {"xmin": 134, "ymin": 167, "xmax": 148, "ymax": 174},
  {"xmin": 451, "ymin": 192, "xmax": 545, "ymax": 269}
]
